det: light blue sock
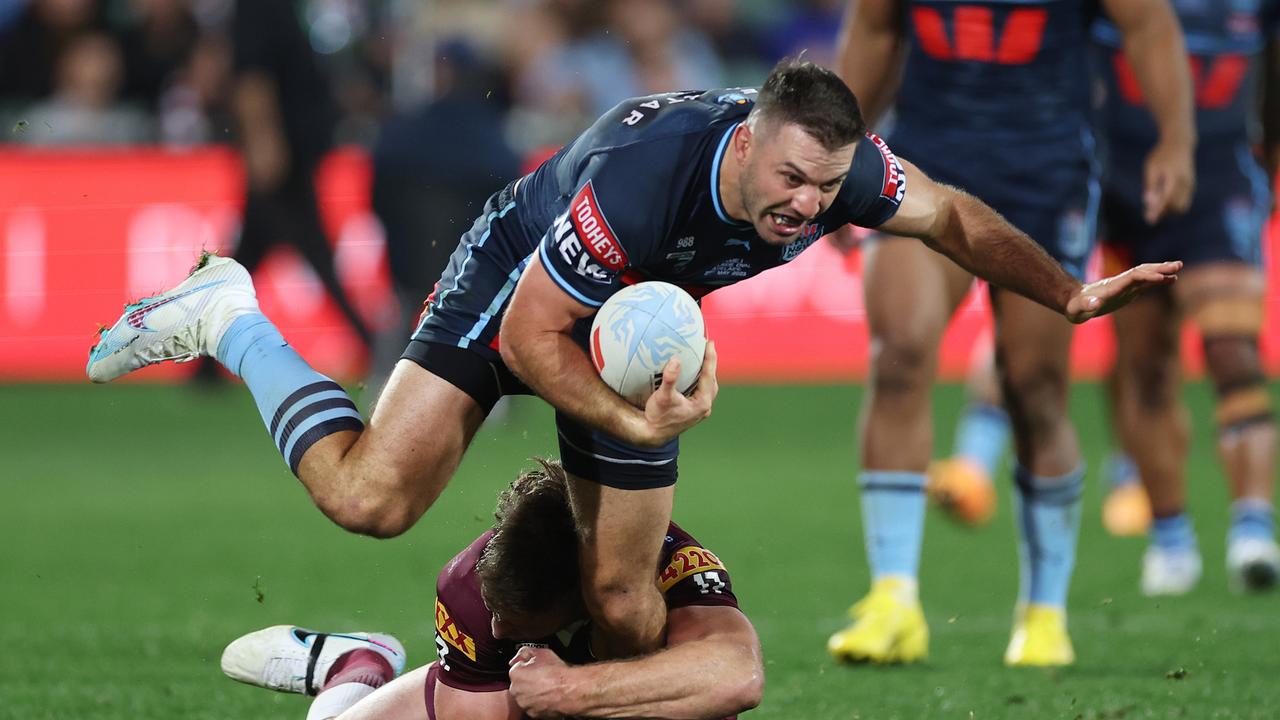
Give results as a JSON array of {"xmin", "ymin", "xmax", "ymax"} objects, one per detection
[
  {"xmin": 1104, "ymin": 452, "xmax": 1140, "ymax": 489},
  {"xmin": 1229, "ymin": 499, "xmax": 1275, "ymax": 544},
  {"xmin": 216, "ymin": 313, "xmax": 364, "ymax": 474},
  {"xmin": 952, "ymin": 402, "xmax": 1009, "ymax": 479},
  {"xmin": 1012, "ymin": 464, "xmax": 1084, "ymax": 608},
  {"xmin": 1151, "ymin": 512, "xmax": 1197, "ymax": 551},
  {"xmin": 859, "ymin": 471, "xmax": 927, "ymax": 580}
]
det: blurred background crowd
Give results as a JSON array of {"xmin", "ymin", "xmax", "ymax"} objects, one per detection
[
  {"xmin": 0, "ymin": 0, "xmax": 840, "ymax": 154},
  {"xmin": 0, "ymin": 0, "xmax": 848, "ymax": 388}
]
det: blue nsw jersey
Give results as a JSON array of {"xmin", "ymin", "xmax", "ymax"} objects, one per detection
[
  {"xmin": 1093, "ymin": 0, "xmax": 1280, "ymax": 147},
  {"xmin": 895, "ymin": 0, "xmax": 1099, "ymax": 143},
  {"xmin": 515, "ymin": 88, "xmax": 903, "ymax": 309}
]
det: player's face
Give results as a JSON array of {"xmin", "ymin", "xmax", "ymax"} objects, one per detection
[{"xmin": 739, "ymin": 121, "xmax": 854, "ymax": 245}]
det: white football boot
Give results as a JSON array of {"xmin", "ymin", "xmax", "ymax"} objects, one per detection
[
  {"xmin": 86, "ymin": 252, "xmax": 258, "ymax": 383},
  {"xmin": 1140, "ymin": 545, "xmax": 1202, "ymax": 597},
  {"xmin": 1227, "ymin": 537, "xmax": 1280, "ymax": 593},
  {"xmin": 222, "ymin": 625, "xmax": 406, "ymax": 696}
]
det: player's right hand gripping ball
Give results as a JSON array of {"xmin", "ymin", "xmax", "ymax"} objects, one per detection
[{"xmin": 589, "ymin": 281, "xmax": 706, "ymax": 406}]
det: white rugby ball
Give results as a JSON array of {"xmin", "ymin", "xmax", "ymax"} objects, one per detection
[{"xmin": 589, "ymin": 282, "xmax": 706, "ymax": 406}]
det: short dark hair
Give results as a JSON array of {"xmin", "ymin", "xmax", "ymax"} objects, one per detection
[
  {"xmin": 475, "ymin": 458, "xmax": 580, "ymax": 618},
  {"xmin": 751, "ymin": 57, "xmax": 866, "ymax": 150}
]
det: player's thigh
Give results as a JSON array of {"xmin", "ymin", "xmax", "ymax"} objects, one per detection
[
  {"xmin": 338, "ymin": 665, "xmax": 432, "ymax": 720},
  {"xmin": 990, "ymin": 290, "xmax": 1074, "ymax": 392},
  {"xmin": 862, "ymin": 236, "xmax": 972, "ymax": 358},
  {"xmin": 304, "ymin": 357, "xmax": 487, "ymax": 490},
  {"xmin": 565, "ymin": 471, "xmax": 673, "ymax": 589},
  {"xmin": 1111, "ymin": 286, "xmax": 1181, "ymax": 407}
]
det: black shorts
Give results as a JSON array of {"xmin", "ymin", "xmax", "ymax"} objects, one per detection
[{"xmin": 401, "ymin": 339, "xmax": 679, "ymax": 490}]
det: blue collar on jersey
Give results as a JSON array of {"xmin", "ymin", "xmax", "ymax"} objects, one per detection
[{"xmin": 711, "ymin": 121, "xmax": 752, "ymax": 228}]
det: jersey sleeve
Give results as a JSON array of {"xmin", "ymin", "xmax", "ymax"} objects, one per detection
[
  {"xmin": 829, "ymin": 132, "xmax": 906, "ymax": 229},
  {"xmin": 433, "ymin": 588, "xmax": 511, "ymax": 692},
  {"xmin": 537, "ymin": 150, "xmax": 671, "ymax": 308},
  {"xmin": 658, "ymin": 544, "xmax": 740, "ymax": 609}
]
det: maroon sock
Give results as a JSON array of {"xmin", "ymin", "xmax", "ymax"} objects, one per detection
[{"xmin": 322, "ymin": 649, "xmax": 394, "ymax": 692}]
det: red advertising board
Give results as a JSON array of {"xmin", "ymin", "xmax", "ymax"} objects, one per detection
[{"xmin": 0, "ymin": 148, "xmax": 1276, "ymax": 383}]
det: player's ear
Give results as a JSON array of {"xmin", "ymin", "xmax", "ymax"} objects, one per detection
[{"xmin": 733, "ymin": 122, "xmax": 753, "ymax": 161}]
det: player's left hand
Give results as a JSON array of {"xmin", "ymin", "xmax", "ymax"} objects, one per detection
[
  {"xmin": 1142, "ymin": 138, "xmax": 1195, "ymax": 224},
  {"xmin": 1064, "ymin": 260, "xmax": 1182, "ymax": 323},
  {"xmin": 509, "ymin": 645, "xmax": 572, "ymax": 718}
]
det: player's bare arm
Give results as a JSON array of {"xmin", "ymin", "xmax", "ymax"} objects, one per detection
[
  {"xmin": 835, "ymin": 0, "xmax": 906, "ymax": 128},
  {"xmin": 879, "ymin": 157, "xmax": 1182, "ymax": 323},
  {"xmin": 1105, "ymin": 0, "xmax": 1196, "ymax": 223},
  {"xmin": 508, "ymin": 605, "xmax": 763, "ymax": 720},
  {"xmin": 501, "ymin": 254, "xmax": 718, "ymax": 448}
]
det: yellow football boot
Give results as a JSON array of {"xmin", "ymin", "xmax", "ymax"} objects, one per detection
[
  {"xmin": 1102, "ymin": 482, "xmax": 1152, "ymax": 537},
  {"xmin": 1004, "ymin": 604, "xmax": 1075, "ymax": 667},
  {"xmin": 927, "ymin": 457, "xmax": 997, "ymax": 526},
  {"xmin": 827, "ymin": 577, "xmax": 928, "ymax": 664}
]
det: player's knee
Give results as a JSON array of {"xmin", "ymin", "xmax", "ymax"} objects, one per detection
[
  {"xmin": 869, "ymin": 333, "xmax": 935, "ymax": 399},
  {"xmin": 583, "ymin": 577, "xmax": 659, "ymax": 628},
  {"xmin": 327, "ymin": 498, "xmax": 417, "ymax": 539},
  {"xmin": 320, "ymin": 468, "xmax": 431, "ymax": 539},
  {"xmin": 1203, "ymin": 335, "xmax": 1273, "ymax": 434},
  {"xmin": 1001, "ymin": 362, "xmax": 1067, "ymax": 432},
  {"xmin": 1122, "ymin": 357, "xmax": 1179, "ymax": 413}
]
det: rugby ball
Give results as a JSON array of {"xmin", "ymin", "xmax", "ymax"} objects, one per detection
[{"xmin": 589, "ymin": 282, "xmax": 706, "ymax": 406}]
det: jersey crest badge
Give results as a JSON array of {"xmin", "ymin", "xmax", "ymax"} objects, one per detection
[{"xmin": 781, "ymin": 222, "xmax": 824, "ymax": 262}]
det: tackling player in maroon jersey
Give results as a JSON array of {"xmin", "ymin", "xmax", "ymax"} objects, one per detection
[{"xmin": 221, "ymin": 458, "xmax": 762, "ymax": 720}]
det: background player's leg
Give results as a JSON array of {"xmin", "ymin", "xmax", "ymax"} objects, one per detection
[
  {"xmin": 828, "ymin": 237, "xmax": 971, "ymax": 664},
  {"xmin": 992, "ymin": 289, "xmax": 1081, "ymax": 666},
  {"xmin": 281, "ymin": 171, "xmax": 375, "ymax": 347},
  {"xmin": 932, "ymin": 345, "xmax": 1004, "ymax": 526},
  {"xmin": 566, "ymin": 474, "xmax": 672, "ymax": 659},
  {"xmin": 1109, "ymin": 286, "xmax": 1199, "ymax": 595},
  {"xmin": 291, "ymin": 359, "xmax": 488, "ymax": 537},
  {"xmin": 1178, "ymin": 262, "xmax": 1278, "ymax": 591}
]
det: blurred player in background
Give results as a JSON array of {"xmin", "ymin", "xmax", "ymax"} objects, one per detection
[
  {"xmin": 224, "ymin": 0, "xmax": 374, "ymax": 350},
  {"xmin": 1095, "ymin": 0, "xmax": 1280, "ymax": 595},
  {"xmin": 221, "ymin": 459, "xmax": 763, "ymax": 720},
  {"xmin": 828, "ymin": 0, "xmax": 1195, "ymax": 667},
  {"xmin": 935, "ymin": 0, "xmax": 1280, "ymax": 598},
  {"xmin": 88, "ymin": 59, "xmax": 1178, "ymax": 665}
]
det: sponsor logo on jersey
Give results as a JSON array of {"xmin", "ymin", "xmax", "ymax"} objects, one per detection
[
  {"xmin": 781, "ymin": 222, "xmax": 825, "ymax": 262},
  {"xmin": 435, "ymin": 598, "xmax": 477, "ymax": 661},
  {"xmin": 868, "ymin": 133, "xmax": 906, "ymax": 204},
  {"xmin": 552, "ymin": 183, "xmax": 625, "ymax": 284},
  {"xmin": 659, "ymin": 545, "xmax": 728, "ymax": 592},
  {"xmin": 551, "ymin": 182, "xmax": 627, "ymax": 284}
]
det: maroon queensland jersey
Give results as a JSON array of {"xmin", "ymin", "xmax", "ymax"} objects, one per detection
[{"xmin": 425, "ymin": 522, "xmax": 740, "ymax": 719}]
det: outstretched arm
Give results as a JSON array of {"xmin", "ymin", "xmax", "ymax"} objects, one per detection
[
  {"xmin": 878, "ymin": 157, "xmax": 1181, "ymax": 322},
  {"xmin": 508, "ymin": 605, "xmax": 763, "ymax": 720},
  {"xmin": 835, "ymin": 0, "xmax": 907, "ymax": 128}
]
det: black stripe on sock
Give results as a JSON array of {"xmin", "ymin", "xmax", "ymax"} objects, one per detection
[
  {"xmin": 288, "ymin": 416, "xmax": 365, "ymax": 475},
  {"xmin": 277, "ymin": 397, "xmax": 361, "ymax": 456},
  {"xmin": 268, "ymin": 381, "xmax": 344, "ymax": 441},
  {"xmin": 861, "ymin": 482, "xmax": 926, "ymax": 494}
]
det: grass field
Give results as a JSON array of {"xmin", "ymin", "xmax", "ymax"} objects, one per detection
[{"xmin": 3, "ymin": 381, "xmax": 1278, "ymax": 719}]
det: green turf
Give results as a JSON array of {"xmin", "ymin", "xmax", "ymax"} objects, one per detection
[{"xmin": 2, "ymin": 381, "xmax": 1277, "ymax": 719}]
